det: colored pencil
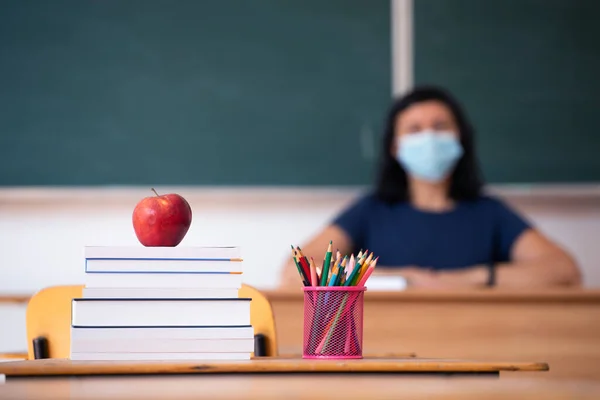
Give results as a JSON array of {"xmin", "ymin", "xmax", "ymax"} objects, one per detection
[
  {"xmin": 363, "ymin": 251, "xmax": 374, "ymax": 267},
  {"xmin": 353, "ymin": 251, "xmax": 372, "ymax": 284},
  {"xmin": 343, "ymin": 265, "xmax": 362, "ymax": 286},
  {"xmin": 309, "ymin": 257, "xmax": 318, "ymax": 287},
  {"xmin": 327, "ymin": 263, "xmax": 340, "ymax": 286},
  {"xmin": 296, "ymin": 247, "xmax": 312, "ymax": 282},
  {"xmin": 344, "ymin": 251, "xmax": 367, "ymax": 285},
  {"xmin": 320, "ymin": 241, "xmax": 333, "ymax": 286},
  {"xmin": 351, "ymin": 252, "xmax": 373, "ymax": 285},
  {"xmin": 346, "ymin": 254, "xmax": 355, "ymax": 277},
  {"xmin": 329, "ymin": 251, "xmax": 340, "ymax": 282},
  {"xmin": 356, "ymin": 257, "xmax": 378, "ymax": 285},
  {"xmin": 290, "ymin": 243, "xmax": 379, "ymax": 288},
  {"xmin": 334, "ymin": 256, "xmax": 348, "ymax": 286},
  {"xmin": 357, "ymin": 265, "xmax": 375, "ymax": 287},
  {"xmin": 291, "ymin": 247, "xmax": 310, "ymax": 286}
]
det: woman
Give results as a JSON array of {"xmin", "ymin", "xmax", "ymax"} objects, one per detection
[{"xmin": 280, "ymin": 85, "xmax": 580, "ymax": 288}]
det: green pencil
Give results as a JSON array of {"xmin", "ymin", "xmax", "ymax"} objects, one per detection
[{"xmin": 320, "ymin": 241, "xmax": 333, "ymax": 286}]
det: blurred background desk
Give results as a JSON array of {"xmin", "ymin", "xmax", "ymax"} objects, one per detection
[{"xmin": 265, "ymin": 289, "xmax": 600, "ymax": 380}]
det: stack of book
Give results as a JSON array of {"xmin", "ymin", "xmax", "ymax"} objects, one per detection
[{"xmin": 70, "ymin": 246, "xmax": 254, "ymax": 361}]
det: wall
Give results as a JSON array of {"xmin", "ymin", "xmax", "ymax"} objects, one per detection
[{"xmin": 1, "ymin": 186, "xmax": 599, "ymax": 353}]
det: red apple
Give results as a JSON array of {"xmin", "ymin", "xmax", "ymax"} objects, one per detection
[{"xmin": 132, "ymin": 188, "xmax": 192, "ymax": 247}]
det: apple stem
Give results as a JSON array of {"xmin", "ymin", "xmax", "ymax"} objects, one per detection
[{"xmin": 151, "ymin": 188, "xmax": 160, "ymax": 197}]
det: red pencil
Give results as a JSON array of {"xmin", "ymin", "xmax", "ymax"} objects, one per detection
[{"xmin": 296, "ymin": 247, "xmax": 311, "ymax": 282}]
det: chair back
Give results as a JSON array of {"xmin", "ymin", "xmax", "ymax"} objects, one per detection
[{"xmin": 26, "ymin": 284, "xmax": 278, "ymax": 358}]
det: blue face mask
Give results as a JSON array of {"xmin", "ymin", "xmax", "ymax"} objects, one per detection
[{"xmin": 396, "ymin": 130, "xmax": 464, "ymax": 182}]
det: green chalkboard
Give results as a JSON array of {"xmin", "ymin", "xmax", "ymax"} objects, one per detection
[
  {"xmin": 414, "ymin": 0, "xmax": 600, "ymax": 183},
  {"xmin": 0, "ymin": 0, "xmax": 391, "ymax": 186}
]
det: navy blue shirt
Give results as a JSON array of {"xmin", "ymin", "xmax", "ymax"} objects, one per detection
[{"xmin": 332, "ymin": 193, "xmax": 531, "ymax": 271}]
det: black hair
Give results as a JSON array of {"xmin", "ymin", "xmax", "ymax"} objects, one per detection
[{"xmin": 375, "ymin": 85, "xmax": 484, "ymax": 203}]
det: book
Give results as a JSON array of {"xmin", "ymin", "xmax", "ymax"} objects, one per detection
[
  {"xmin": 83, "ymin": 272, "xmax": 243, "ymax": 289},
  {"xmin": 70, "ymin": 338, "xmax": 255, "ymax": 353},
  {"xmin": 85, "ymin": 258, "xmax": 243, "ymax": 273},
  {"xmin": 69, "ymin": 352, "xmax": 251, "ymax": 361},
  {"xmin": 81, "ymin": 287, "xmax": 239, "ymax": 299},
  {"xmin": 71, "ymin": 298, "xmax": 251, "ymax": 327},
  {"xmin": 84, "ymin": 246, "xmax": 241, "ymax": 260},
  {"xmin": 71, "ymin": 326, "xmax": 254, "ymax": 340}
]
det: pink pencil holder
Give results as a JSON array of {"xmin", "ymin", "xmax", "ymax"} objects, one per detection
[{"xmin": 302, "ymin": 286, "xmax": 366, "ymax": 359}]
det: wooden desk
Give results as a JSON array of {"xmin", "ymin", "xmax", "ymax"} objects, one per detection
[
  {"xmin": 1, "ymin": 375, "xmax": 598, "ymax": 400},
  {"xmin": 264, "ymin": 289, "xmax": 600, "ymax": 380},
  {"xmin": 0, "ymin": 357, "xmax": 558, "ymax": 400},
  {"xmin": 0, "ymin": 357, "xmax": 547, "ymax": 377}
]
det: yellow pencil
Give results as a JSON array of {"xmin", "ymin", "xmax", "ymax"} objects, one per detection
[
  {"xmin": 356, "ymin": 256, "xmax": 378, "ymax": 285},
  {"xmin": 363, "ymin": 252, "xmax": 374, "ymax": 268}
]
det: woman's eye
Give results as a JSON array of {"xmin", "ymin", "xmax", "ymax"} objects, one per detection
[
  {"xmin": 406, "ymin": 125, "xmax": 421, "ymax": 133},
  {"xmin": 433, "ymin": 121, "xmax": 450, "ymax": 130}
]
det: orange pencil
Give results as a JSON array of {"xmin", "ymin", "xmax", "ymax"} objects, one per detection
[
  {"xmin": 309, "ymin": 257, "xmax": 318, "ymax": 286},
  {"xmin": 357, "ymin": 257, "xmax": 378, "ymax": 287},
  {"xmin": 327, "ymin": 263, "xmax": 340, "ymax": 286},
  {"xmin": 357, "ymin": 257, "xmax": 378, "ymax": 285},
  {"xmin": 329, "ymin": 251, "xmax": 340, "ymax": 282}
]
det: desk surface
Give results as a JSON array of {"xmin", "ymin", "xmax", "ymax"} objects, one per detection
[
  {"xmin": 3, "ymin": 288, "xmax": 600, "ymax": 305},
  {"xmin": 265, "ymin": 288, "xmax": 600, "ymax": 303},
  {"xmin": 1, "ymin": 375, "xmax": 598, "ymax": 400},
  {"xmin": 0, "ymin": 357, "xmax": 548, "ymax": 377}
]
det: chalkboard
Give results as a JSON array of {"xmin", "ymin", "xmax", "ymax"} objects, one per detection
[
  {"xmin": 0, "ymin": 0, "xmax": 391, "ymax": 186},
  {"xmin": 414, "ymin": 0, "xmax": 600, "ymax": 184}
]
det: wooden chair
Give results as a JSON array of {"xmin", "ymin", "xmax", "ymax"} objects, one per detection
[{"xmin": 25, "ymin": 284, "xmax": 278, "ymax": 359}]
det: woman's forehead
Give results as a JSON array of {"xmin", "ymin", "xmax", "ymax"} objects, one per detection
[{"xmin": 397, "ymin": 100, "xmax": 454, "ymax": 122}]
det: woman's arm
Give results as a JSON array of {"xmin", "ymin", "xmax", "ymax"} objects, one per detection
[
  {"xmin": 443, "ymin": 228, "xmax": 581, "ymax": 288},
  {"xmin": 379, "ymin": 228, "xmax": 581, "ymax": 289},
  {"xmin": 278, "ymin": 224, "xmax": 354, "ymax": 289}
]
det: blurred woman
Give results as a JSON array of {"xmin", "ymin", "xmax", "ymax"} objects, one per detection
[{"xmin": 280, "ymin": 85, "xmax": 580, "ymax": 289}]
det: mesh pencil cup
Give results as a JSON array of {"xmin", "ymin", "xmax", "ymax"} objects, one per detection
[{"xmin": 302, "ymin": 286, "xmax": 366, "ymax": 359}]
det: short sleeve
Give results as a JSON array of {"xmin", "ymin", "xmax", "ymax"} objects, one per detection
[
  {"xmin": 491, "ymin": 197, "xmax": 532, "ymax": 261},
  {"xmin": 331, "ymin": 194, "xmax": 373, "ymax": 251}
]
